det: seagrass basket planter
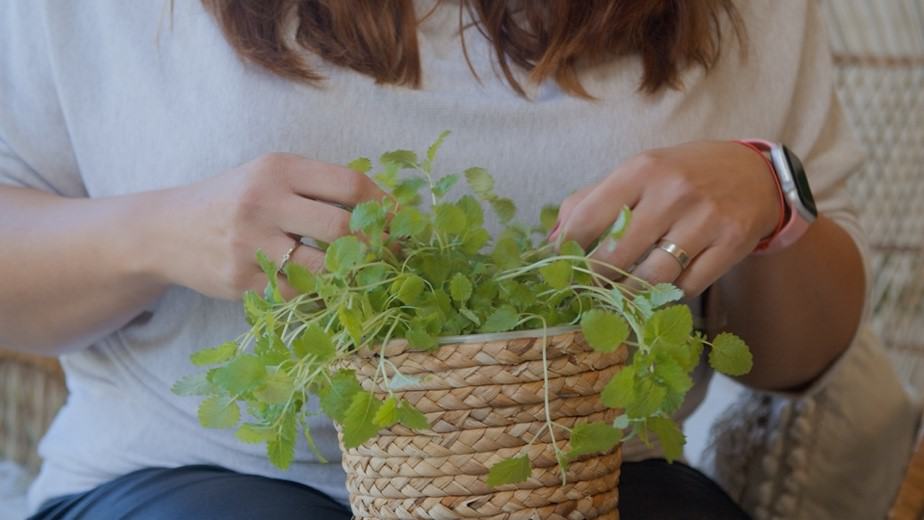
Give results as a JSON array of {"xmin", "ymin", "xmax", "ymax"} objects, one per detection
[{"xmin": 336, "ymin": 326, "xmax": 627, "ymax": 520}]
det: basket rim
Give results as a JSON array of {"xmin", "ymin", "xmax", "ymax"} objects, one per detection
[{"xmin": 436, "ymin": 324, "xmax": 581, "ymax": 345}]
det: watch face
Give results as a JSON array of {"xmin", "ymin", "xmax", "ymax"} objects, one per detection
[{"xmin": 782, "ymin": 145, "xmax": 818, "ymax": 217}]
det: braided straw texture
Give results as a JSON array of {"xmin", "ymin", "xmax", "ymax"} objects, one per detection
[
  {"xmin": 337, "ymin": 330, "xmax": 626, "ymax": 519},
  {"xmin": 0, "ymin": 349, "xmax": 66, "ymax": 473}
]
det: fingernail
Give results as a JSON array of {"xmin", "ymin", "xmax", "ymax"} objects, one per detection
[{"xmin": 546, "ymin": 220, "xmax": 561, "ymax": 241}]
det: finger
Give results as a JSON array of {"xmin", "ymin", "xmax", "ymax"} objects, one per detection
[
  {"xmin": 557, "ymin": 173, "xmax": 642, "ymax": 249},
  {"xmin": 241, "ymin": 236, "xmax": 302, "ymax": 295},
  {"xmin": 588, "ymin": 196, "xmax": 673, "ymax": 278},
  {"xmin": 628, "ymin": 229, "xmax": 709, "ymax": 290},
  {"xmin": 275, "ymin": 155, "xmax": 387, "ymax": 207},
  {"xmin": 275, "ymin": 195, "xmax": 354, "ymax": 243},
  {"xmin": 674, "ymin": 244, "xmax": 745, "ymax": 298},
  {"xmin": 549, "ymin": 184, "xmax": 594, "ymax": 241},
  {"xmin": 278, "ymin": 245, "xmax": 327, "ymax": 300}
]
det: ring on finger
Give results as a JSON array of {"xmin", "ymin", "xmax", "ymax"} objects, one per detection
[
  {"xmin": 655, "ymin": 239, "xmax": 691, "ymax": 271},
  {"xmin": 278, "ymin": 239, "xmax": 301, "ymax": 274}
]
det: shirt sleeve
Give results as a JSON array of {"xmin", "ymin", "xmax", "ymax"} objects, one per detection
[{"xmin": 0, "ymin": 1, "xmax": 85, "ymax": 196}]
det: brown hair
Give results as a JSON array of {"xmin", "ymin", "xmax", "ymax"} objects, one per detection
[{"xmin": 201, "ymin": 0, "xmax": 741, "ymax": 97}]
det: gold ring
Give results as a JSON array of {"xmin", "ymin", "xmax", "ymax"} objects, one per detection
[
  {"xmin": 278, "ymin": 240, "xmax": 300, "ymax": 273},
  {"xmin": 656, "ymin": 239, "xmax": 691, "ymax": 270}
]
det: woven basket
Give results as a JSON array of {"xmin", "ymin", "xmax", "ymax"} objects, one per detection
[
  {"xmin": 337, "ymin": 327, "xmax": 626, "ymax": 520},
  {"xmin": 0, "ymin": 349, "xmax": 67, "ymax": 473}
]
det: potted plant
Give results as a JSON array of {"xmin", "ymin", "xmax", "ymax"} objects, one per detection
[{"xmin": 174, "ymin": 132, "xmax": 752, "ymax": 519}]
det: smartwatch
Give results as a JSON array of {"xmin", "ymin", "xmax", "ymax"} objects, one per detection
[{"xmin": 739, "ymin": 139, "xmax": 818, "ymax": 254}]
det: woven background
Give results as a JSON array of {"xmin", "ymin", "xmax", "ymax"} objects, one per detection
[{"xmin": 824, "ymin": 0, "xmax": 924, "ymax": 390}]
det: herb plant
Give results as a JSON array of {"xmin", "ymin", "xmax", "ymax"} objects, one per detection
[{"xmin": 175, "ymin": 132, "xmax": 752, "ymax": 486}]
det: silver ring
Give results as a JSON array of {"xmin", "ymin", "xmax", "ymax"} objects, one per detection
[
  {"xmin": 655, "ymin": 239, "xmax": 691, "ymax": 270},
  {"xmin": 278, "ymin": 240, "xmax": 300, "ymax": 273}
]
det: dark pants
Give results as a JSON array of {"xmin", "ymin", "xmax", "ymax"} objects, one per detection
[{"xmin": 30, "ymin": 460, "xmax": 749, "ymax": 519}]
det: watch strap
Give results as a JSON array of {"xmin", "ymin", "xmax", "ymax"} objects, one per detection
[{"xmin": 734, "ymin": 140, "xmax": 788, "ymax": 253}]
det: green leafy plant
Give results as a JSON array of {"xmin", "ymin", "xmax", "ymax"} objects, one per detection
[{"xmin": 175, "ymin": 131, "xmax": 752, "ymax": 485}]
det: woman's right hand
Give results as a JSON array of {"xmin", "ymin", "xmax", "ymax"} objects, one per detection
[{"xmin": 154, "ymin": 153, "xmax": 387, "ymax": 301}]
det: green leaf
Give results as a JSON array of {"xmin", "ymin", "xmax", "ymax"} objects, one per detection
[
  {"xmin": 338, "ymin": 306, "xmax": 364, "ymax": 346},
  {"xmin": 283, "ymin": 261, "xmax": 316, "ymax": 294},
  {"xmin": 539, "ymin": 260, "xmax": 572, "ymax": 290},
  {"xmin": 601, "ymin": 366, "xmax": 635, "ymax": 409},
  {"xmin": 373, "ymin": 396, "xmax": 399, "ymax": 427},
  {"xmin": 613, "ymin": 414, "xmax": 630, "ymax": 430},
  {"xmin": 268, "ymin": 413, "xmax": 296, "ymax": 469},
  {"xmin": 653, "ymin": 358, "xmax": 693, "ymax": 395},
  {"xmin": 491, "ymin": 237, "xmax": 521, "ymax": 269},
  {"xmin": 457, "ymin": 195, "xmax": 484, "ymax": 227},
  {"xmin": 607, "ymin": 205, "xmax": 633, "ymax": 242},
  {"xmin": 396, "ymin": 275, "xmax": 427, "ymax": 305},
  {"xmin": 644, "ymin": 283, "xmax": 685, "ymax": 308},
  {"xmin": 190, "ymin": 341, "xmax": 237, "ymax": 366},
  {"xmin": 434, "ymin": 203, "xmax": 467, "ymax": 236},
  {"xmin": 708, "ymin": 332, "xmax": 753, "ymax": 376},
  {"xmin": 387, "ymin": 372, "xmax": 423, "ymax": 390},
  {"xmin": 390, "ymin": 206, "xmax": 428, "ymax": 238},
  {"xmin": 490, "ymin": 197, "xmax": 516, "ymax": 223},
  {"xmin": 242, "ymin": 290, "xmax": 268, "ymax": 326},
  {"xmin": 646, "ymin": 416, "xmax": 685, "ymax": 462},
  {"xmin": 254, "ymin": 333, "xmax": 290, "ymax": 366},
  {"xmin": 172, "ymin": 372, "xmax": 213, "ymax": 396},
  {"xmin": 407, "ymin": 326, "xmax": 438, "ymax": 350},
  {"xmin": 198, "ymin": 396, "xmax": 240, "ymax": 429},
  {"xmin": 459, "ymin": 307, "xmax": 481, "ymax": 325},
  {"xmin": 341, "ymin": 391, "xmax": 383, "ymax": 448},
  {"xmin": 318, "ymin": 369, "xmax": 362, "ymax": 423},
  {"xmin": 560, "ymin": 240, "xmax": 585, "ymax": 257},
  {"xmin": 254, "ymin": 369, "xmax": 293, "ymax": 405},
  {"xmin": 464, "ymin": 167, "xmax": 494, "ymax": 198},
  {"xmin": 255, "ymin": 250, "xmax": 281, "ymax": 301},
  {"xmin": 212, "ymin": 355, "xmax": 266, "ymax": 394},
  {"xmin": 449, "ymin": 273, "xmax": 473, "ymax": 303},
  {"xmin": 292, "ymin": 324, "xmax": 337, "ymax": 362},
  {"xmin": 397, "ymin": 400, "xmax": 429, "ymax": 430},
  {"xmin": 350, "ymin": 200, "xmax": 387, "ymax": 234},
  {"xmin": 643, "ymin": 305, "xmax": 693, "ymax": 350},
  {"xmin": 539, "ymin": 205, "xmax": 559, "ymax": 233},
  {"xmin": 325, "ymin": 236, "xmax": 365, "ymax": 275},
  {"xmin": 481, "ymin": 304, "xmax": 519, "ymax": 333},
  {"xmin": 236, "ymin": 423, "xmax": 276, "ymax": 444},
  {"xmin": 654, "ymin": 358, "xmax": 693, "ymax": 394},
  {"xmin": 380, "ymin": 149, "xmax": 418, "ymax": 169},
  {"xmin": 433, "ymin": 174, "xmax": 459, "ymax": 198},
  {"xmin": 580, "ymin": 310, "xmax": 630, "ymax": 353},
  {"xmin": 424, "ymin": 130, "xmax": 450, "ymax": 171},
  {"xmin": 568, "ymin": 422, "xmax": 623, "ymax": 459},
  {"xmin": 486, "ymin": 456, "xmax": 532, "ymax": 487},
  {"xmin": 347, "ymin": 157, "xmax": 372, "ymax": 174},
  {"xmin": 393, "ymin": 176, "xmax": 427, "ymax": 206},
  {"xmin": 626, "ymin": 379, "xmax": 666, "ymax": 418},
  {"xmin": 461, "ymin": 228, "xmax": 491, "ymax": 255},
  {"xmin": 682, "ymin": 332, "xmax": 706, "ymax": 372}
]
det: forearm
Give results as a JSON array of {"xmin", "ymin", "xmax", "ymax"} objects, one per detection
[
  {"xmin": 0, "ymin": 186, "xmax": 170, "ymax": 355},
  {"xmin": 714, "ymin": 215, "xmax": 866, "ymax": 390}
]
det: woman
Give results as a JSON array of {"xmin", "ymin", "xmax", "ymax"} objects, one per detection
[{"xmin": 0, "ymin": 0, "xmax": 876, "ymax": 518}]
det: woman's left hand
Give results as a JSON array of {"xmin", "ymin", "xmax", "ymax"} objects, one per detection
[{"xmin": 548, "ymin": 141, "xmax": 783, "ymax": 297}]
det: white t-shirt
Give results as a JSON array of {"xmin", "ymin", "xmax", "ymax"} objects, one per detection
[{"xmin": 0, "ymin": 0, "xmax": 868, "ymax": 513}]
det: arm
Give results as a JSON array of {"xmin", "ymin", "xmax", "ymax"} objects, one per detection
[
  {"xmin": 0, "ymin": 186, "xmax": 170, "ymax": 354},
  {"xmin": 714, "ymin": 216, "xmax": 865, "ymax": 390},
  {"xmin": 0, "ymin": 155, "xmax": 386, "ymax": 356}
]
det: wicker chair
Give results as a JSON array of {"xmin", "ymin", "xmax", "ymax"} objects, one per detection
[
  {"xmin": 2, "ymin": 1, "xmax": 924, "ymax": 517},
  {"xmin": 822, "ymin": 0, "xmax": 924, "ymax": 518}
]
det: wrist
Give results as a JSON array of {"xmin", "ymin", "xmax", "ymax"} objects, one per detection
[
  {"xmin": 106, "ymin": 189, "xmax": 176, "ymax": 289},
  {"xmin": 733, "ymin": 140, "xmax": 787, "ymax": 249}
]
